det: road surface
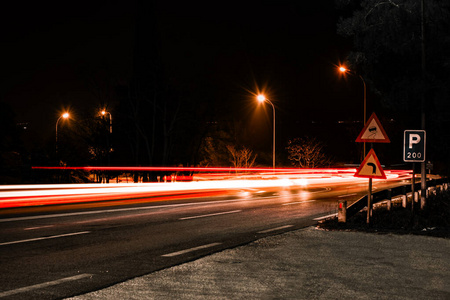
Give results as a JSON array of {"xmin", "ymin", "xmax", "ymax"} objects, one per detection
[{"xmin": 0, "ymin": 175, "xmax": 409, "ymax": 299}]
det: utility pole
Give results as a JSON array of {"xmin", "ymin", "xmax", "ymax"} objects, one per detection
[{"xmin": 420, "ymin": 0, "xmax": 427, "ymax": 208}]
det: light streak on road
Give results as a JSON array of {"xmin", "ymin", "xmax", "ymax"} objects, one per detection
[{"xmin": 0, "ymin": 168, "xmax": 411, "ymax": 209}]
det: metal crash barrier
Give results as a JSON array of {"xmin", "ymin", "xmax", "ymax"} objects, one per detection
[{"xmin": 338, "ymin": 178, "xmax": 449, "ymax": 223}]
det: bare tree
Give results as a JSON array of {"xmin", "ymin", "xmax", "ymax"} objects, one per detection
[
  {"xmin": 286, "ymin": 137, "xmax": 332, "ymax": 168},
  {"xmin": 227, "ymin": 145, "xmax": 257, "ymax": 169}
]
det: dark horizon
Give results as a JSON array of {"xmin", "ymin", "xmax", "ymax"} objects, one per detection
[{"xmin": 2, "ymin": 0, "xmax": 448, "ymax": 182}]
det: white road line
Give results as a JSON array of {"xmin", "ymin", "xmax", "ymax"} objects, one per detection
[
  {"xmin": 0, "ymin": 273, "xmax": 93, "ymax": 298},
  {"xmin": 282, "ymin": 200, "xmax": 316, "ymax": 206},
  {"xmin": 162, "ymin": 243, "xmax": 222, "ymax": 257},
  {"xmin": 257, "ymin": 225, "xmax": 294, "ymax": 234},
  {"xmin": 338, "ymin": 193, "xmax": 357, "ymax": 198},
  {"xmin": 0, "ymin": 231, "xmax": 90, "ymax": 246},
  {"xmin": 24, "ymin": 225, "xmax": 54, "ymax": 230},
  {"xmin": 313, "ymin": 213, "xmax": 337, "ymax": 221},
  {"xmin": 179, "ymin": 210, "xmax": 241, "ymax": 220}
]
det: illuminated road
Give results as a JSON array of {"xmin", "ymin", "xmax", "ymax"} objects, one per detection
[{"xmin": 0, "ymin": 171, "xmax": 410, "ymax": 299}]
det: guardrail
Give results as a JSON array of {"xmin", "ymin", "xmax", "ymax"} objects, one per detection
[{"xmin": 340, "ymin": 178, "xmax": 449, "ymax": 222}]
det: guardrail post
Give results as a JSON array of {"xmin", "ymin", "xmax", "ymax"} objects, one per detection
[
  {"xmin": 338, "ymin": 200, "xmax": 347, "ymax": 223},
  {"xmin": 386, "ymin": 189, "xmax": 392, "ymax": 211},
  {"xmin": 402, "ymin": 186, "xmax": 407, "ymax": 208}
]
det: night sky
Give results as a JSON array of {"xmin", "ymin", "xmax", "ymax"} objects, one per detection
[{"xmin": 1, "ymin": 0, "xmax": 363, "ymax": 164}]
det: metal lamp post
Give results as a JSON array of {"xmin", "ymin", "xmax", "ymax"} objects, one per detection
[
  {"xmin": 101, "ymin": 110, "xmax": 112, "ymax": 134},
  {"xmin": 339, "ymin": 66, "xmax": 367, "ymax": 156},
  {"xmin": 56, "ymin": 112, "xmax": 69, "ymax": 154},
  {"xmin": 257, "ymin": 94, "xmax": 276, "ymax": 169}
]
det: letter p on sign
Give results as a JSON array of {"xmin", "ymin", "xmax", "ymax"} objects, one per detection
[
  {"xmin": 409, "ymin": 134, "xmax": 421, "ymax": 149},
  {"xmin": 404, "ymin": 130, "xmax": 426, "ymax": 162}
]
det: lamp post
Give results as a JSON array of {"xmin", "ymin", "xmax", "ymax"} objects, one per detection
[
  {"xmin": 100, "ymin": 110, "xmax": 113, "ymax": 174},
  {"xmin": 56, "ymin": 112, "xmax": 70, "ymax": 154},
  {"xmin": 257, "ymin": 94, "xmax": 276, "ymax": 169},
  {"xmin": 339, "ymin": 66, "xmax": 367, "ymax": 156},
  {"xmin": 101, "ymin": 110, "xmax": 112, "ymax": 134}
]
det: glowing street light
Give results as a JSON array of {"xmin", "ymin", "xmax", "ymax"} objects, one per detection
[
  {"xmin": 101, "ymin": 109, "xmax": 112, "ymax": 134},
  {"xmin": 339, "ymin": 65, "xmax": 367, "ymax": 156},
  {"xmin": 56, "ymin": 112, "xmax": 70, "ymax": 154},
  {"xmin": 257, "ymin": 94, "xmax": 276, "ymax": 169}
]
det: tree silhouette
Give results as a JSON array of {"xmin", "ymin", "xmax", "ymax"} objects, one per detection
[
  {"xmin": 337, "ymin": 0, "xmax": 450, "ymax": 174},
  {"xmin": 286, "ymin": 137, "xmax": 332, "ymax": 168}
]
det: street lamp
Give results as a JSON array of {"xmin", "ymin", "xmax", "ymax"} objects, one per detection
[
  {"xmin": 339, "ymin": 66, "xmax": 367, "ymax": 156},
  {"xmin": 56, "ymin": 112, "xmax": 70, "ymax": 153},
  {"xmin": 101, "ymin": 110, "xmax": 112, "ymax": 134},
  {"xmin": 257, "ymin": 94, "xmax": 276, "ymax": 169}
]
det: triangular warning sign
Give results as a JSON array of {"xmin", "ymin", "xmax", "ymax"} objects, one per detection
[
  {"xmin": 354, "ymin": 149, "xmax": 386, "ymax": 179},
  {"xmin": 355, "ymin": 113, "xmax": 390, "ymax": 143}
]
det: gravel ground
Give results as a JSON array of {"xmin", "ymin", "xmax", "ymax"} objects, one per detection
[{"xmin": 68, "ymin": 227, "xmax": 450, "ymax": 300}]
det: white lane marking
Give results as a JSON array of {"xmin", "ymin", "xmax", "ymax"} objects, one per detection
[
  {"xmin": 257, "ymin": 225, "xmax": 294, "ymax": 234},
  {"xmin": 0, "ymin": 231, "xmax": 90, "ymax": 246},
  {"xmin": 179, "ymin": 210, "xmax": 241, "ymax": 220},
  {"xmin": 162, "ymin": 243, "xmax": 222, "ymax": 257},
  {"xmin": 313, "ymin": 213, "xmax": 337, "ymax": 221},
  {"xmin": 282, "ymin": 200, "xmax": 316, "ymax": 206},
  {"xmin": 0, "ymin": 196, "xmax": 282, "ymax": 223},
  {"xmin": 338, "ymin": 193, "xmax": 357, "ymax": 198},
  {"xmin": 0, "ymin": 273, "xmax": 93, "ymax": 297},
  {"xmin": 24, "ymin": 225, "xmax": 54, "ymax": 230}
]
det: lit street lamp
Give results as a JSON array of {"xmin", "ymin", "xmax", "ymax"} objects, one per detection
[
  {"xmin": 257, "ymin": 94, "xmax": 276, "ymax": 169},
  {"xmin": 56, "ymin": 112, "xmax": 70, "ymax": 154},
  {"xmin": 100, "ymin": 110, "xmax": 113, "ymax": 171},
  {"xmin": 339, "ymin": 66, "xmax": 367, "ymax": 156},
  {"xmin": 101, "ymin": 110, "xmax": 112, "ymax": 134}
]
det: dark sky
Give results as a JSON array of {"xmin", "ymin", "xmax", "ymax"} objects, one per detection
[{"xmin": 1, "ymin": 1, "xmax": 358, "ymax": 148}]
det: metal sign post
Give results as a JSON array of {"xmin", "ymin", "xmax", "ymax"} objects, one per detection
[
  {"xmin": 354, "ymin": 148, "xmax": 386, "ymax": 224},
  {"xmin": 404, "ymin": 130, "xmax": 426, "ymax": 210},
  {"xmin": 355, "ymin": 113, "xmax": 390, "ymax": 225}
]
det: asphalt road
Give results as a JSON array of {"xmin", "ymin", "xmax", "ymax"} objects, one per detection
[{"xmin": 0, "ymin": 179, "xmax": 406, "ymax": 299}]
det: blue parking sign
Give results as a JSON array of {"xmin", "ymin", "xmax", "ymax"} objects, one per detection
[{"xmin": 403, "ymin": 130, "xmax": 426, "ymax": 162}]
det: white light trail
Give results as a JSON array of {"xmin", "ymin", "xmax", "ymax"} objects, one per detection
[{"xmin": 0, "ymin": 169, "xmax": 410, "ymax": 209}]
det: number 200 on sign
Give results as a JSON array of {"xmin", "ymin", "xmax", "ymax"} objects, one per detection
[{"xmin": 406, "ymin": 152, "xmax": 422, "ymax": 159}]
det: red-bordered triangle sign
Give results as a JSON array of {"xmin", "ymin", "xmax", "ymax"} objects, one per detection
[
  {"xmin": 355, "ymin": 112, "xmax": 390, "ymax": 143},
  {"xmin": 354, "ymin": 149, "xmax": 386, "ymax": 179}
]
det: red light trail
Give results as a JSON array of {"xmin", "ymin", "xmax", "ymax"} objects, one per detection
[{"xmin": 0, "ymin": 167, "xmax": 411, "ymax": 210}]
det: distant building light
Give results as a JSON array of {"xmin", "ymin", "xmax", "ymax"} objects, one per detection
[{"xmin": 17, "ymin": 122, "xmax": 29, "ymax": 130}]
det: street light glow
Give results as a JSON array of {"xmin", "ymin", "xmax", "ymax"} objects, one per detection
[
  {"xmin": 62, "ymin": 112, "xmax": 70, "ymax": 119},
  {"xmin": 339, "ymin": 66, "xmax": 347, "ymax": 73},
  {"xmin": 257, "ymin": 94, "xmax": 266, "ymax": 102}
]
